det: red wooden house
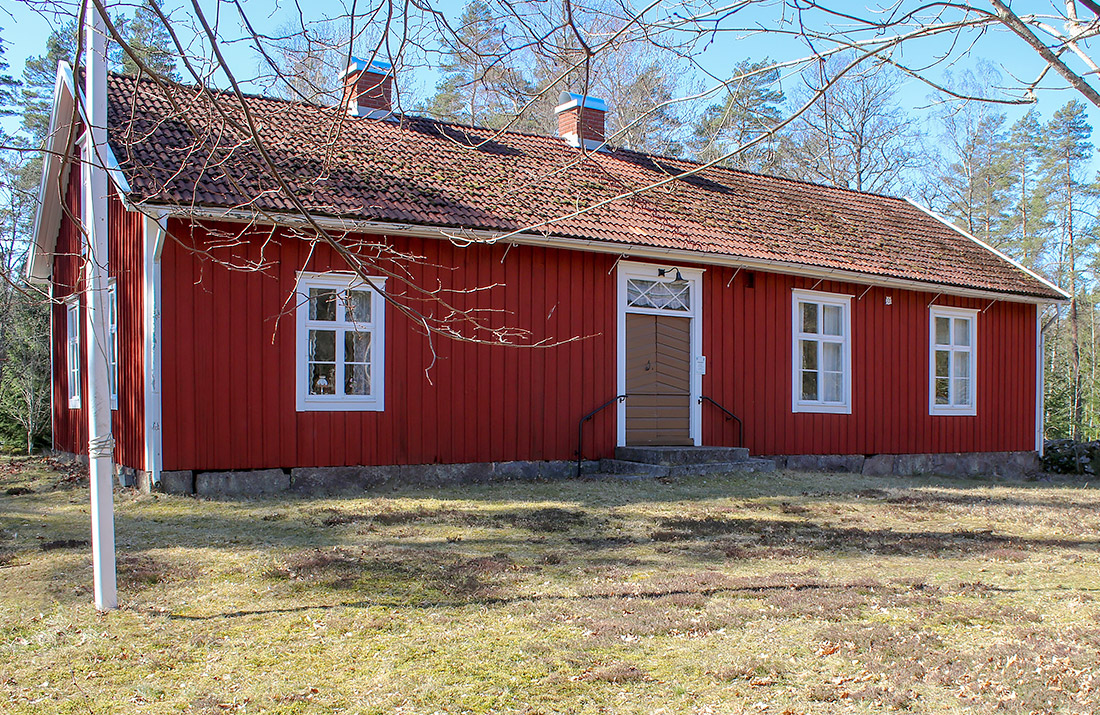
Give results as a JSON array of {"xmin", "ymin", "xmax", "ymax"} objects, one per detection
[{"xmin": 28, "ymin": 60, "xmax": 1068, "ymax": 493}]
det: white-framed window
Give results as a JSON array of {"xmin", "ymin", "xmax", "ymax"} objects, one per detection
[
  {"xmin": 929, "ymin": 306, "xmax": 977, "ymax": 416},
  {"xmin": 108, "ymin": 280, "xmax": 118, "ymax": 410},
  {"xmin": 792, "ymin": 289, "xmax": 852, "ymax": 414},
  {"xmin": 295, "ymin": 272, "xmax": 386, "ymax": 412},
  {"xmin": 66, "ymin": 296, "xmax": 81, "ymax": 409}
]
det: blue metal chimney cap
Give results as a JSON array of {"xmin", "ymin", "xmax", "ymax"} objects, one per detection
[
  {"xmin": 555, "ymin": 92, "xmax": 607, "ymax": 113},
  {"xmin": 344, "ymin": 57, "xmax": 392, "ymax": 76}
]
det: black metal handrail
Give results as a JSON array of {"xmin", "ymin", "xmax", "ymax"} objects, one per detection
[
  {"xmin": 576, "ymin": 394, "xmax": 628, "ymax": 478},
  {"xmin": 576, "ymin": 393, "xmax": 745, "ymax": 478},
  {"xmin": 699, "ymin": 395, "xmax": 743, "ymax": 447}
]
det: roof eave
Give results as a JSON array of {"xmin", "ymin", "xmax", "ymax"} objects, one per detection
[
  {"xmin": 903, "ymin": 198, "xmax": 1070, "ymax": 302},
  {"xmin": 26, "ymin": 62, "xmax": 76, "ymax": 284},
  {"xmin": 140, "ymin": 203, "xmax": 1067, "ymax": 304},
  {"xmin": 27, "ymin": 62, "xmax": 135, "ymax": 284}
]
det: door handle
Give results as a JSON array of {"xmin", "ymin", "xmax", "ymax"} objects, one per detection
[{"xmin": 644, "ymin": 360, "xmax": 652, "ymax": 371}]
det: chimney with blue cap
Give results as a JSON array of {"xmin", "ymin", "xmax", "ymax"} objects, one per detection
[
  {"xmin": 343, "ymin": 57, "xmax": 393, "ymax": 119},
  {"xmin": 555, "ymin": 91, "xmax": 607, "ymax": 150}
]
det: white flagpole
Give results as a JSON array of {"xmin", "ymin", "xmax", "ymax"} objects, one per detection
[{"xmin": 84, "ymin": 0, "xmax": 118, "ymax": 611}]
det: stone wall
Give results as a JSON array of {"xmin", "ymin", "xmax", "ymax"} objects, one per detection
[
  {"xmin": 156, "ymin": 460, "xmax": 591, "ymax": 497},
  {"xmin": 767, "ymin": 451, "xmax": 1040, "ymax": 480}
]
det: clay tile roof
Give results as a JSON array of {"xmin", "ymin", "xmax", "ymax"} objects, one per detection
[{"xmin": 105, "ymin": 72, "xmax": 1064, "ymax": 300}]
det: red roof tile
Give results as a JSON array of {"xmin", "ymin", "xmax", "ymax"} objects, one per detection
[{"xmin": 105, "ymin": 73, "xmax": 1063, "ymax": 300}]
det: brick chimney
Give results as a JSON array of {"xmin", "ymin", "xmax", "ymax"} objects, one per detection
[
  {"xmin": 343, "ymin": 58, "xmax": 393, "ymax": 119},
  {"xmin": 555, "ymin": 91, "xmax": 607, "ymax": 150}
]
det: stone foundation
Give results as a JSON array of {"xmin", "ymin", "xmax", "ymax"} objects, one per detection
[
  {"xmin": 159, "ymin": 460, "xmax": 590, "ymax": 497},
  {"xmin": 768, "ymin": 451, "xmax": 1040, "ymax": 480},
  {"xmin": 47, "ymin": 449, "xmax": 1045, "ymax": 496}
]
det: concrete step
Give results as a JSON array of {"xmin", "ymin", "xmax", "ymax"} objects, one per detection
[
  {"xmin": 598, "ymin": 459, "xmax": 669, "ymax": 478},
  {"xmin": 614, "ymin": 446, "xmax": 751, "ymax": 465},
  {"xmin": 597, "ymin": 457, "xmax": 777, "ymax": 479},
  {"xmin": 666, "ymin": 458, "xmax": 776, "ymax": 477}
]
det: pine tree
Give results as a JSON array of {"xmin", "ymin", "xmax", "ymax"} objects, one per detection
[
  {"xmin": 1003, "ymin": 111, "xmax": 1050, "ymax": 268},
  {"xmin": 117, "ymin": 1, "xmax": 180, "ymax": 80},
  {"xmin": 424, "ymin": 0, "xmax": 533, "ymax": 128},
  {"xmin": 1040, "ymin": 101, "xmax": 1095, "ymax": 440},
  {"xmin": 0, "ymin": 29, "xmax": 19, "ymax": 123},
  {"xmin": 691, "ymin": 59, "xmax": 785, "ymax": 172},
  {"xmin": 20, "ymin": 20, "xmax": 79, "ymax": 145},
  {"xmin": 0, "ymin": 291, "xmax": 50, "ymax": 454}
]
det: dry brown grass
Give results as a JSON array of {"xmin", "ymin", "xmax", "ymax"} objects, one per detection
[{"xmin": 3, "ymin": 459, "xmax": 1100, "ymax": 713}]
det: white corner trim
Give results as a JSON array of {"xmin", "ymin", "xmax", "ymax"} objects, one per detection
[
  {"xmin": 904, "ymin": 198, "xmax": 1069, "ymax": 301},
  {"xmin": 928, "ymin": 304, "xmax": 979, "ymax": 417},
  {"xmin": 143, "ymin": 214, "xmax": 165, "ymax": 485},
  {"xmin": 1035, "ymin": 305, "xmax": 1045, "ymax": 454},
  {"xmin": 295, "ymin": 271, "xmax": 387, "ymax": 412},
  {"xmin": 791, "ymin": 288, "xmax": 853, "ymax": 415},
  {"xmin": 27, "ymin": 61, "xmax": 130, "ymax": 284}
]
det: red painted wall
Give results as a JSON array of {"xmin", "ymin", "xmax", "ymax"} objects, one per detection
[
  {"xmin": 160, "ymin": 220, "xmax": 618, "ymax": 471},
  {"xmin": 701, "ymin": 268, "xmax": 1037, "ymax": 456},
  {"xmin": 158, "ymin": 220, "xmax": 1038, "ymax": 471},
  {"xmin": 50, "ymin": 162, "xmax": 146, "ymax": 470}
]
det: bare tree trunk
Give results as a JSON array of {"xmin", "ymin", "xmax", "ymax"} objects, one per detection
[{"xmin": 1068, "ymin": 174, "xmax": 1083, "ymax": 440}]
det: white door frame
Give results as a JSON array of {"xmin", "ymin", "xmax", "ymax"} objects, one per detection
[{"xmin": 616, "ymin": 260, "xmax": 705, "ymax": 447}]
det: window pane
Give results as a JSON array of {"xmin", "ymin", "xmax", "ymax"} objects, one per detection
[
  {"xmin": 953, "ymin": 353, "xmax": 970, "ymax": 378},
  {"xmin": 345, "ymin": 364, "xmax": 371, "ymax": 396},
  {"xmin": 309, "ymin": 363, "xmax": 336, "ymax": 395},
  {"xmin": 346, "ymin": 290, "xmax": 371, "ymax": 323},
  {"xmin": 954, "ymin": 318, "xmax": 970, "ymax": 347},
  {"xmin": 309, "ymin": 330, "xmax": 336, "ymax": 361},
  {"xmin": 822, "ymin": 305, "xmax": 842, "ymax": 336},
  {"xmin": 801, "ymin": 371, "xmax": 818, "ymax": 401},
  {"xmin": 626, "ymin": 278, "xmax": 690, "ymax": 311},
  {"xmin": 953, "ymin": 378, "xmax": 970, "ymax": 406},
  {"xmin": 935, "ymin": 350, "xmax": 950, "ymax": 378},
  {"xmin": 824, "ymin": 372, "xmax": 842, "ymax": 403},
  {"xmin": 935, "ymin": 317, "xmax": 950, "ymax": 345},
  {"xmin": 345, "ymin": 331, "xmax": 371, "ymax": 363},
  {"xmin": 823, "ymin": 342, "xmax": 842, "ymax": 372},
  {"xmin": 309, "ymin": 288, "xmax": 337, "ymax": 321},
  {"xmin": 935, "ymin": 377, "xmax": 950, "ymax": 405},
  {"xmin": 801, "ymin": 340, "xmax": 818, "ymax": 370},
  {"xmin": 801, "ymin": 302, "xmax": 818, "ymax": 334}
]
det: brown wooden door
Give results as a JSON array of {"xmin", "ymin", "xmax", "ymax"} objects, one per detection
[{"xmin": 625, "ymin": 313, "xmax": 692, "ymax": 445}]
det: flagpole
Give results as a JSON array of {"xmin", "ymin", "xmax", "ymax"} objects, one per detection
[{"xmin": 84, "ymin": 0, "xmax": 118, "ymax": 612}]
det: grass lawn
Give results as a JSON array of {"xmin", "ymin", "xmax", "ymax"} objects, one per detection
[{"xmin": 2, "ymin": 458, "xmax": 1100, "ymax": 714}]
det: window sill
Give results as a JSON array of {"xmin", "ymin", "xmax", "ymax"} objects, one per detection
[
  {"xmin": 930, "ymin": 406, "xmax": 976, "ymax": 417},
  {"xmin": 296, "ymin": 397, "xmax": 384, "ymax": 413},
  {"xmin": 793, "ymin": 402, "xmax": 851, "ymax": 415}
]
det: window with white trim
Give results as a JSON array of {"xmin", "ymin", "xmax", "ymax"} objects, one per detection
[
  {"xmin": 66, "ymin": 297, "xmax": 81, "ymax": 409},
  {"xmin": 930, "ymin": 306, "xmax": 977, "ymax": 415},
  {"xmin": 792, "ymin": 290, "xmax": 852, "ymax": 414},
  {"xmin": 108, "ymin": 280, "xmax": 119, "ymax": 410},
  {"xmin": 296, "ymin": 272, "xmax": 386, "ymax": 412}
]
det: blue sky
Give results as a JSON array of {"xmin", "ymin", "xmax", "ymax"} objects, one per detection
[{"xmin": 3, "ymin": 0, "xmax": 1100, "ymax": 165}]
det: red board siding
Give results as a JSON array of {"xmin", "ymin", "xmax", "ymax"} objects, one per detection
[
  {"xmin": 50, "ymin": 161, "xmax": 145, "ymax": 470},
  {"xmin": 160, "ymin": 221, "xmax": 619, "ymax": 471},
  {"xmin": 700, "ymin": 268, "xmax": 1036, "ymax": 455},
  {"xmin": 159, "ymin": 220, "xmax": 1037, "ymax": 472}
]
